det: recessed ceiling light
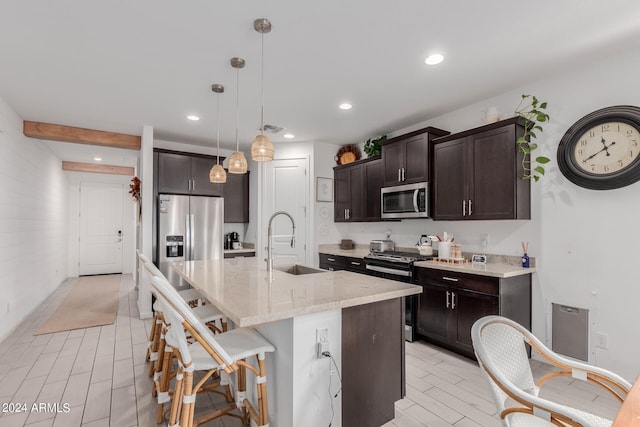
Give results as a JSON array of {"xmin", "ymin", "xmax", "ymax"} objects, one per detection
[
  {"xmin": 186, "ymin": 115, "xmax": 200, "ymax": 121},
  {"xmin": 339, "ymin": 103, "xmax": 353, "ymax": 110},
  {"xmin": 425, "ymin": 54, "xmax": 444, "ymax": 65},
  {"xmin": 283, "ymin": 133, "xmax": 295, "ymax": 139},
  {"xmin": 93, "ymin": 157, "xmax": 102, "ymax": 161}
]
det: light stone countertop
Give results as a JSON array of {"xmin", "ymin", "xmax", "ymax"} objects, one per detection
[
  {"xmin": 413, "ymin": 260, "xmax": 536, "ymax": 278},
  {"xmin": 171, "ymin": 257, "xmax": 421, "ymax": 327}
]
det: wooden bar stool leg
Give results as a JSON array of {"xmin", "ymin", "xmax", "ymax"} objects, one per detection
[
  {"xmin": 156, "ymin": 345, "xmax": 173, "ymax": 424},
  {"xmin": 256, "ymin": 354, "xmax": 269, "ymax": 426},
  {"xmin": 168, "ymin": 366, "xmax": 184, "ymax": 427},
  {"xmin": 237, "ymin": 362, "xmax": 249, "ymax": 424},
  {"xmin": 180, "ymin": 365, "xmax": 195, "ymax": 427},
  {"xmin": 148, "ymin": 314, "xmax": 163, "ymax": 376}
]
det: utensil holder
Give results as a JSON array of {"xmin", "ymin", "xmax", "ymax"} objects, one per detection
[{"xmin": 438, "ymin": 242, "xmax": 452, "ymax": 259}]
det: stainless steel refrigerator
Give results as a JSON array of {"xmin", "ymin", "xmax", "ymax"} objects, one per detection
[{"xmin": 157, "ymin": 194, "xmax": 223, "ymax": 288}]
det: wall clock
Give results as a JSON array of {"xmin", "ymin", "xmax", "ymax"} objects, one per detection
[{"xmin": 557, "ymin": 105, "xmax": 640, "ymax": 190}]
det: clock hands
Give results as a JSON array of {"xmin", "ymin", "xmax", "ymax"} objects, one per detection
[{"xmin": 582, "ymin": 137, "xmax": 616, "ymax": 163}]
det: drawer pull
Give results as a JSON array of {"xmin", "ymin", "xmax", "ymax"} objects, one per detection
[
  {"xmin": 350, "ymin": 261, "xmax": 361, "ymax": 266},
  {"xmin": 442, "ymin": 276, "xmax": 459, "ymax": 282},
  {"xmin": 327, "ymin": 258, "xmax": 336, "ymax": 262}
]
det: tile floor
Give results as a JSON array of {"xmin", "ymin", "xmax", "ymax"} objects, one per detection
[{"xmin": 0, "ymin": 274, "xmax": 621, "ymax": 427}]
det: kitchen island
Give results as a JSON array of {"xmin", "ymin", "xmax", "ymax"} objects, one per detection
[{"xmin": 171, "ymin": 257, "xmax": 421, "ymax": 427}]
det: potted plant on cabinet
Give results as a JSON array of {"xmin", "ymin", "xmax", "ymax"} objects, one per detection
[
  {"xmin": 363, "ymin": 134, "xmax": 387, "ymax": 157},
  {"xmin": 515, "ymin": 94, "xmax": 550, "ymax": 181}
]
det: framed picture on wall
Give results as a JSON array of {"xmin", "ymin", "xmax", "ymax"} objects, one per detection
[{"xmin": 316, "ymin": 177, "xmax": 333, "ymax": 202}]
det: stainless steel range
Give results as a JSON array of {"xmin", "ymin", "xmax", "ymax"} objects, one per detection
[{"xmin": 363, "ymin": 248, "xmax": 433, "ymax": 342}]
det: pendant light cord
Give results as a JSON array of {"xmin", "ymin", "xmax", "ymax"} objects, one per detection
[
  {"xmin": 260, "ymin": 30, "xmax": 265, "ymax": 138},
  {"xmin": 236, "ymin": 66, "xmax": 240, "ymax": 151},
  {"xmin": 216, "ymin": 92, "xmax": 220, "ymax": 165}
]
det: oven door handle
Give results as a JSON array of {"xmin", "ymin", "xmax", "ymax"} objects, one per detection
[{"xmin": 365, "ymin": 264, "xmax": 411, "ymax": 277}]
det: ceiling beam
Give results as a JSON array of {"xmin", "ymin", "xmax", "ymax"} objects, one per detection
[
  {"xmin": 62, "ymin": 161, "xmax": 135, "ymax": 176},
  {"xmin": 24, "ymin": 121, "xmax": 141, "ymax": 150}
]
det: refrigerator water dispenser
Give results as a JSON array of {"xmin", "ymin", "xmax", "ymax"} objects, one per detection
[{"xmin": 166, "ymin": 235, "xmax": 184, "ymax": 258}]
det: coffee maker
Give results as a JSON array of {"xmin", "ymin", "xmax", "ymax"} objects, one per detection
[{"xmin": 225, "ymin": 232, "xmax": 240, "ymax": 250}]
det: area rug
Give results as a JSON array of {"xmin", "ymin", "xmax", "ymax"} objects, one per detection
[{"xmin": 34, "ymin": 274, "xmax": 121, "ymax": 335}]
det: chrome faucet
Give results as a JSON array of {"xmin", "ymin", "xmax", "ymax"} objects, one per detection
[{"xmin": 267, "ymin": 211, "xmax": 296, "ymax": 272}]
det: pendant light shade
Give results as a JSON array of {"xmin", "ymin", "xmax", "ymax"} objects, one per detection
[
  {"xmin": 251, "ymin": 18, "xmax": 274, "ymax": 162},
  {"xmin": 250, "ymin": 134, "xmax": 274, "ymax": 161},
  {"xmin": 228, "ymin": 57, "xmax": 248, "ymax": 174},
  {"xmin": 210, "ymin": 84, "xmax": 227, "ymax": 183}
]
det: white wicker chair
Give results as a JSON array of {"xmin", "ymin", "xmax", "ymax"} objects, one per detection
[
  {"xmin": 471, "ymin": 315, "xmax": 631, "ymax": 427},
  {"xmin": 138, "ymin": 252, "xmax": 227, "ymax": 423},
  {"xmin": 151, "ymin": 274, "xmax": 275, "ymax": 427}
]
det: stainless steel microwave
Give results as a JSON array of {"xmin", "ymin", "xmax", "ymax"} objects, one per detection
[{"xmin": 381, "ymin": 182, "xmax": 429, "ymax": 219}]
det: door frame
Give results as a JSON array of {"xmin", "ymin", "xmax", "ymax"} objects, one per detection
[
  {"xmin": 67, "ymin": 174, "xmax": 136, "ymax": 277},
  {"xmin": 257, "ymin": 156, "xmax": 312, "ymax": 266}
]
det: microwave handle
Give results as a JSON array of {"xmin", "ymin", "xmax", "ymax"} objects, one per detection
[{"xmin": 413, "ymin": 189, "xmax": 419, "ymax": 212}]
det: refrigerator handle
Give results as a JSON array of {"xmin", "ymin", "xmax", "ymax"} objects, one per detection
[
  {"xmin": 185, "ymin": 214, "xmax": 191, "ymax": 260},
  {"xmin": 189, "ymin": 214, "xmax": 195, "ymax": 260}
]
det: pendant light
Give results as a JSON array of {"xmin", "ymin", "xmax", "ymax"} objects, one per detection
[
  {"xmin": 228, "ymin": 57, "xmax": 248, "ymax": 174},
  {"xmin": 250, "ymin": 18, "xmax": 274, "ymax": 162},
  {"xmin": 209, "ymin": 84, "xmax": 227, "ymax": 183}
]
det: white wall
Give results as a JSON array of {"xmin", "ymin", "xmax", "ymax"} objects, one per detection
[
  {"xmin": 326, "ymin": 46, "xmax": 640, "ymax": 381},
  {"xmin": 0, "ymin": 95, "xmax": 68, "ymax": 342}
]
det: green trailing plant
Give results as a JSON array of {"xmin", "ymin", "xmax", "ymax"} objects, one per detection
[
  {"xmin": 363, "ymin": 134, "xmax": 387, "ymax": 157},
  {"xmin": 515, "ymin": 94, "xmax": 550, "ymax": 181}
]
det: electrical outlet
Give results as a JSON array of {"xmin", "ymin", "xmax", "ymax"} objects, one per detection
[
  {"xmin": 316, "ymin": 327, "xmax": 329, "ymax": 358},
  {"xmin": 480, "ymin": 233, "xmax": 489, "ymax": 247},
  {"xmin": 596, "ymin": 332, "xmax": 608, "ymax": 349},
  {"xmin": 316, "ymin": 327, "xmax": 328, "ymax": 343}
]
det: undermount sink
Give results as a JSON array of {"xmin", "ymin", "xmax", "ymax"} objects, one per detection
[{"xmin": 274, "ymin": 264, "xmax": 326, "ymax": 275}]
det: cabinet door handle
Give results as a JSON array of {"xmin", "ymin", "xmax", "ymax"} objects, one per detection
[
  {"xmin": 451, "ymin": 292, "xmax": 456, "ymax": 309},
  {"xmin": 402, "ymin": 168, "xmax": 406, "ymax": 182},
  {"xmin": 468, "ymin": 199, "xmax": 472, "ymax": 215},
  {"xmin": 350, "ymin": 261, "xmax": 361, "ymax": 266},
  {"xmin": 398, "ymin": 168, "xmax": 402, "ymax": 182},
  {"xmin": 327, "ymin": 258, "xmax": 336, "ymax": 262},
  {"xmin": 462, "ymin": 200, "xmax": 466, "ymax": 216},
  {"xmin": 446, "ymin": 291, "xmax": 450, "ymax": 308},
  {"xmin": 442, "ymin": 276, "xmax": 459, "ymax": 282}
]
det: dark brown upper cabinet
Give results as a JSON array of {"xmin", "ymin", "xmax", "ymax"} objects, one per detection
[
  {"xmin": 223, "ymin": 170, "xmax": 250, "ymax": 223},
  {"xmin": 334, "ymin": 156, "xmax": 383, "ymax": 222},
  {"xmin": 156, "ymin": 150, "xmax": 223, "ymax": 197},
  {"xmin": 382, "ymin": 126, "xmax": 450, "ymax": 187},
  {"xmin": 432, "ymin": 117, "xmax": 530, "ymax": 220}
]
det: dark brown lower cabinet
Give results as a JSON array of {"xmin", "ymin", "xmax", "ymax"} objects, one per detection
[
  {"xmin": 342, "ymin": 298, "xmax": 404, "ymax": 427},
  {"xmin": 414, "ymin": 267, "xmax": 530, "ymax": 358}
]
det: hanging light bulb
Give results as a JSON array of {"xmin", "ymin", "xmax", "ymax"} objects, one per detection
[
  {"xmin": 209, "ymin": 84, "xmax": 227, "ymax": 183},
  {"xmin": 250, "ymin": 18, "xmax": 274, "ymax": 162},
  {"xmin": 228, "ymin": 57, "xmax": 248, "ymax": 174}
]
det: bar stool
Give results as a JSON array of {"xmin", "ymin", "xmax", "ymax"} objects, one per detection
[{"xmin": 151, "ymin": 275, "xmax": 275, "ymax": 427}]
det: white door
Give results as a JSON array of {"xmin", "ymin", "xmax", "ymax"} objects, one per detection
[
  {"xmin": 264, "ymin": 158, "xmax": 308, "ymax": 266},
  {"xmin": 79, "ymin": 182, "xmax": 124, "ymax": 275}
]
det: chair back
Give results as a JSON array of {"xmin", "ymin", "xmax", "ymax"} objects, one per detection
[
  {"xmin": 138, "ymin": 253, "xmax": 163, "ymax": 279},
  {"xmin": 150, "ymin": 275, "xmax": 235, "ymax": 371},
  {"xmin": 472, "ymin": 316, "xmax": 539, "ymax": 419},
  {"xmin": 154, "ymin": 290, "xmax": 194, "ymax": 366}
]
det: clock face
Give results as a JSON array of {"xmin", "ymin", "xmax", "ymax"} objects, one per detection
[
  {"xmin": 572, "ymin": 121, "xmax": 640, "ymax": 175},
  {"xmin": 558, "ymin": 105, "xmax": 640, "ymax": 190}
]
